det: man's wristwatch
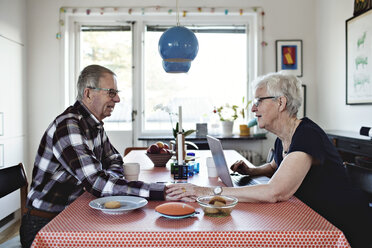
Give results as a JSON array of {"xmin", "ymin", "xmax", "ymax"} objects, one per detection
[{"xmin": 213, "ymin": 186, "xmax": 223, "ymax": 195}]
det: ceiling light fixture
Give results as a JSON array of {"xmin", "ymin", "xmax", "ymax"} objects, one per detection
[{"xmin": 158, "ymin": 0, "xmax": 199, "ymax": 73}]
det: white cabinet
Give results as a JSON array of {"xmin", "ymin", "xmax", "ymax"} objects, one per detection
[
  {"xmin": 0, "ymin": 38, "xmax": 26, "ymax": 140},
  {"xmin": 0, "ymin": 0, "xmax": 26, "ymax": 224}
]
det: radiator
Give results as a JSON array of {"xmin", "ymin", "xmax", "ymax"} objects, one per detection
[{"xmin": 237, "ymin": 150, "xmax": 263, "ymax": 166}]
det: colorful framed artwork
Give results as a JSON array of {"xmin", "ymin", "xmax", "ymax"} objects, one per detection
[
  {"xmin": 276, "ymin": 40, "xmax": 303, "ymax": 77},
  {"xmin": 346, "ymin": 8, "xmax": 372, "ymax": 105}
]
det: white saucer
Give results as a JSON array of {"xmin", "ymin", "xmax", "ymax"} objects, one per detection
[{"xmin": 89, "ymin": 196, "xmax": 148, "ymax": 215}]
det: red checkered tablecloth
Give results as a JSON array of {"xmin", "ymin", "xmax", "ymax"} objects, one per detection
[{"xmin": 31, "ymin": 150, "xmax": 351, "ymax": 248}]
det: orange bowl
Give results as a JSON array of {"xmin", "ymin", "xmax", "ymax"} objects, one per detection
[{"xmin": 145, "ymin": 153, "xmax": 173, "ymax": 167}]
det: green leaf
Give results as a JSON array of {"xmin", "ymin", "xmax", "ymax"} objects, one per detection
[{"xmin": 184, "ymin": 129, "xmax": 196, "ymax": 137}]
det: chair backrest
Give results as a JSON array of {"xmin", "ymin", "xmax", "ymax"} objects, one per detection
[
  {"xmin": 124, "ymin": 147, "xmax": 147, "ymax": 156},
  {"xmin": 345, "ymin": 162, "xmax": 372, "ymax": 195},
  {"xmin": 266, "ymin": 148, "xmax": 275, "ymax": 163},
  {"xmin": 0, "ymin": 163, "xmax": 28, "ymax": 214}
]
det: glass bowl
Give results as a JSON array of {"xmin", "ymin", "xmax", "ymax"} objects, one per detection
[{"xmin": 196, "ymin": 195, "xmax": 238, "ymax": 217}]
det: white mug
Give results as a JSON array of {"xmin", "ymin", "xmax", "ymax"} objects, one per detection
[
  {"xmin": 206, "ymin": 157, "xmax": 218, "ymax": 178},
  {"xmin": 123, "ymin": 163, "xmax": 140, "ymax": 181}
]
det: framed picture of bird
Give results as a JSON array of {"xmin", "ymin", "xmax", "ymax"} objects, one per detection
[{"xmin": 346, "ymin": 8, "xmax": 372, "ymax": 104}]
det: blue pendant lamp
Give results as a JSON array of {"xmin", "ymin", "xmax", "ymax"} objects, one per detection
[
  {"xmin": 162, "ymin": 60, "xmax": 191, "ymax": 73},
  {"xmin": 159, "ymin": 26, "xmax": 199, "ymax": 62},
  {"xmin": 158, "ymin": 0, "xmax": 199, "ymax": 72}
]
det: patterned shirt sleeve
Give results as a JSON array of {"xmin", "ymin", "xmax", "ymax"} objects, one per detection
[{"xmin": 52, "ymin": 115, "xmax": 164, "ymax": 200}]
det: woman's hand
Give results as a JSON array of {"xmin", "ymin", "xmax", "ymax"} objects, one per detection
[
  {"xmin": 230, "ymin": 160, "xmax": 252, "ymax": 175},
  {"xmin": 165, "ymin": 183, "xmax": 212, "ymax": 202}
]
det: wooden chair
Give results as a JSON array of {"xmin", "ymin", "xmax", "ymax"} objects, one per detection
[
  {"xmin": 266, "ymin": 148, "xmax": 274, "ymax": 163},
  {"xmin": 345, "ymin": 162, "xmax": 372, "ymax": 195},
  {"xmin": 124, "ymin": 147, "xmax": 147, "ymax": 156},
  {"xmin": 0, "ymin": 163, "xmax": 28, "ymax": 248},
  {"xmin": 0, "ymin": 163, "xmax": 28, "ymax": 214}
]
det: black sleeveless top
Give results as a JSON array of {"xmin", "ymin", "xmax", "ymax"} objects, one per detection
[{"xmin": 274, "ymin": 117, "xmax": 371, "ymax": 248}]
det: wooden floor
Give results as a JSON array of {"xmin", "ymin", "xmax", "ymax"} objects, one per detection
[{"xmin": 0, "ymin": 220, "xmax": 20, "ymax": 245}]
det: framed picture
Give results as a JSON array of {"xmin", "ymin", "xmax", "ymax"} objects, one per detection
[
  {"xmin": 0, "ymin": 112, "xmax": 3, "ymax": 136},
  {"xmin": 353, "ymin": 0, "xmax": 372, "ymax": 16},
  {"xmin": 276, "ymin": 40, "xmax": 303, "ymax": 77},
  {"xmin": 346, "ymin": 9, "xmax": 372, "ymax": 105},
  {"xmin": 0, "ymin": 144, "xmax": 3, "ymax": 168},
  {"xmin": 298, "ymin": 84, "xmax": 306, "ymax": 119}
]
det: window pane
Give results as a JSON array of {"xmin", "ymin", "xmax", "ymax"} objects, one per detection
[
  {"xmin": 144, "ymin": 25, "xmax": 247, "ymax": 133},
  {"xmin": 80, "ymin": 25, "xmax": 132, "ymax": 129}
]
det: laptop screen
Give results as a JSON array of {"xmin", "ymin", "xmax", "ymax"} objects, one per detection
[{"xmin": 206, "ymin": 135, "xmax": 234, "ymax": 187}]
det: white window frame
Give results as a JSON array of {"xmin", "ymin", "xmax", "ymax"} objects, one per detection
[{"xmin": 60, "ymin": 10, "xmax": 263, "ymax": 141}]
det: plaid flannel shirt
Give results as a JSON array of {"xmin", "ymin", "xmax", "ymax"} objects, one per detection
[{"xmin": 27, "ymin": 101, "xmax": 164, "ymax": 213}]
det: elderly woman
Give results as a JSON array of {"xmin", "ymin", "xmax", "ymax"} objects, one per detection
[{"xmin": 167, "ymin": 72, "xmax": 371, "ymax": 248}]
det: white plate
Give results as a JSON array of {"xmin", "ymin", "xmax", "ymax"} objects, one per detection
[{"xmin": 89, "ymin": 196, "xmax": 148, "ymax": 215}]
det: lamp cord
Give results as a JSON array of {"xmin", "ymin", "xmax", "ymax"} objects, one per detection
[{"xmin": 176, "ymin": 0, "xmax": 180, "ymax": 26}]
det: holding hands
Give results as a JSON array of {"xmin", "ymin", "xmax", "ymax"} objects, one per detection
[
  {"xmin": 165, "ymin": 159, "xmax": 255, "ymax": 202},
  {"xmin": 165, "ymin": 183, "xmax": 212, "ymax": 202}
]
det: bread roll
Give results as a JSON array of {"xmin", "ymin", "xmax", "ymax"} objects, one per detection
[
  {"xmin": 208, "ymin": 196, "xmax": 227, "ymax": 205},
  {"xmin": 104, "ymin": 201, "xmax": 121, "ymax": 209}
]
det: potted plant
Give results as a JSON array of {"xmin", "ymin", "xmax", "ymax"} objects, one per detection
[
  {"xmin": 172, "ymin": 122, "xmax": 198, "ymax": 150},
  {"xmin": 213, "ymin": 97, "xmax": 253, "ymax": 136},
  {"xmin": 213, "ymin": 104, "xmax": 239, "ymax": 136}
]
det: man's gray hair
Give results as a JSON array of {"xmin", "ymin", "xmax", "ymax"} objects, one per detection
[
  {"xmin": 76, "ymin": 65, "xmax": 116, "ymax": 101},
  {"xmin": 253, "ymin": 71, "xmax": 303, "ymax": 117}
]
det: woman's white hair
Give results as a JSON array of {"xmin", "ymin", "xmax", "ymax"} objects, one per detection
[{"xmin": 253, "ymin": 71, "xmax": 303, "ymax": 117}]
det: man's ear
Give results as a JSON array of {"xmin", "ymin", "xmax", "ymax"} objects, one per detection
[{"xmin": 84, "ymin": 88, "xmax": 91, "ymax": 101}]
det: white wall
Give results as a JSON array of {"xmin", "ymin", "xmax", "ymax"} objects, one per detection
[
  {"xmin": 26, "ymin": 0, "xmax": 368, "ymax": 172},
  {"xmin": 26, "ymin": 0, "xmax": 318, "ymax": 169},
  {"xmin": 315, "ymin": 0, "xmax": 372, "ymax": 130}
]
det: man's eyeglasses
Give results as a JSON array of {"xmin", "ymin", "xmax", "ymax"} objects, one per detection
[
  {"xmin": 87, "ymin": 87, "xmax": 120, "ymax": 98},
  {"xmin": 253, "ymin": 96, "xmax": 278, "ymax": 107}
]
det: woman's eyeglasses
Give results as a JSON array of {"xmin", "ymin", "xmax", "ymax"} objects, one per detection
[
  {"xmin": 253, "ymin": 96, "xmax": 278, "ymax": 107},
  {"xmin": 87, "ymin": 87, "xmax": 120, "ymax": 98}
]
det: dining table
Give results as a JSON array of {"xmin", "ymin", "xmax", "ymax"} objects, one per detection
[{"xmin": 31, "ymin": 150, "xmax": 351, "ymax": 248}]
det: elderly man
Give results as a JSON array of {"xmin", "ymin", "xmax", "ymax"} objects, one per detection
[{"xmin": 20, "ymin": 65, "xmax": 165, "ymax": 248}]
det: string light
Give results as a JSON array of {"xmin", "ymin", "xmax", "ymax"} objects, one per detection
[
  {"xmin": 57, "ymin": 6, "xmax": 266, "ymax": 43},
  {"xmin": 57, "ymin": 6, "xmax": 264, "ymax": 16}
]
